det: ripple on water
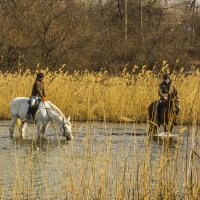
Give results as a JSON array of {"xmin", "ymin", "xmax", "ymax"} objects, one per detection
[{"xmin": 0, "ymin": 120, "xmax": 195, "ymax": 199}]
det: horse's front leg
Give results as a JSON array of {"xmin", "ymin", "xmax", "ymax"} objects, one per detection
[
  {"xmin": 20, "ymin": 122, "xmax": 28, "ymax": 139},
  {"xmin": 148, "ymin": 123, "xmax": 155, "ymax": 138},
  {"xmin": 9, "ymin": 116, "xmax": 18, "ymax": 138},
  {"xmin": 164, "ymin": 123, "xmax": 174, "ymax": 133},
  {"xmin": 41, "ymin": 124, "xmax": 49, "ymax": 138},
  {"xmin": 170, "ymin": 125, "xmax": 174, "ymax": 133},
  {"xmin": 164, "ymin": 125, "xmax": 168, "ymax": 133},
  {"xmin": 37, "ymin": 122, "xmax": 43, "ymax": 139}
]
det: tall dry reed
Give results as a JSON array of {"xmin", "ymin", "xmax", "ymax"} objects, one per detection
[
  {"xmin": 0, "ymin": 64, "xmax": 199, "ymax": 199},
  {"xmin": 0, "ymin": 65, "xmax": 199, "ymax": 123},
  {"xmin": 0, "ymin": 121, "xmax": 199, "ymax": 200}
]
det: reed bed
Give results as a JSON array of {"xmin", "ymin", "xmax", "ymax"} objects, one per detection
[
  {"xmin": 0, "ymin": 64, "xmax": 199, "ymax": 199},
  {"xmin": 0, "ymin": 65, "xmax": 199, "ymax": 123}
]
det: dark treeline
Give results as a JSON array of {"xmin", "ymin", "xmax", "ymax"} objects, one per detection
[{"xmin": 0, "ymin": 0, "xmax": 200, "ymax": 73}]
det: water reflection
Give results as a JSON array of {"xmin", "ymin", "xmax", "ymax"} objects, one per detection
[{"xmin": 0, "ymin": 120, "xmax": 196, "ymax": 199}]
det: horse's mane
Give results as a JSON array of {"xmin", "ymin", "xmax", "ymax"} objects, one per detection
[{"xmin": 47, "ymin": 101, "xmax": 65, "ymax": 118}]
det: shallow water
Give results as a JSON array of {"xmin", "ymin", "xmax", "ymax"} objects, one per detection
[{"xmin": 0, "ymin": 120, "xmax": 198, "ymax": 199}]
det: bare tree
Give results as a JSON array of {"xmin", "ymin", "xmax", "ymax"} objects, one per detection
[{"xmin": 0, "ymin": 0, "xmax": 199, "ymax": 72}]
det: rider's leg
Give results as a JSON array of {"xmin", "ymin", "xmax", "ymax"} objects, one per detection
[
  {"xmin": 30, "ymin": 96, "xmax": 37, "ymax": 107},
  {"xmin": 27, "ymin": 96, "xmax": 37, "ymax": 120}
]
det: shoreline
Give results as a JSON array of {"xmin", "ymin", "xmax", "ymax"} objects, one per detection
[{"xmin": 0, "ymin": 118, "xmax": 198, "ymax": 126}]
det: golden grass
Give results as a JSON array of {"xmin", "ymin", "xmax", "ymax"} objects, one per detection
[
  {"xmin": 0, "ymin": 65, "xmax": 199, "ymax": 199},
  {"xmin": 0, "ymin": 66, "xmax": 199, "ymax": 123}
]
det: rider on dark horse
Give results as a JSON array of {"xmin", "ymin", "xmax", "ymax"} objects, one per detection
[
  {"xmin": 27, "ymin": 72, "xmax": 47, "ymax": 120},
  {"xmin": 157, "ymin": 74, "xmax": 180, "ymax": 125}
]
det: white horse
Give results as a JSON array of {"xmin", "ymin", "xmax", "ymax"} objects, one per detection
[{"xmin": 10, "ymin": 97, "xmax": 73, "ymax": 140}]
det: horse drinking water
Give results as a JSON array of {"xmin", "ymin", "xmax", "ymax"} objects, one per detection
[{"xmin": 10, "ymin": 97, "xmax": 73, "ymax": 140}]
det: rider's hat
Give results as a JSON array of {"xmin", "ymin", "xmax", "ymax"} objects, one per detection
[
  {"xmin": 163, "ymin": 73, "xmax": 170, "ymax": 80},
  {"xmin": 37, "ymin": 72, "xmax": 44, "ymax": 79}
]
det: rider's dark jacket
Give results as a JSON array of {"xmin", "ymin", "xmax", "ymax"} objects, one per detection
[
  {"xmin": 158, "ymin": 81, "xmax": 179, "ymax": 101},
  {"xmin": 31, "ymin": 78, "xmax": 46, "ymax": 98}
]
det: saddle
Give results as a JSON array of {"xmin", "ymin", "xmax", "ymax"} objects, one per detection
[{"xmin": 26, "ymin": 98, "xmax": 41, "ymax": 120}]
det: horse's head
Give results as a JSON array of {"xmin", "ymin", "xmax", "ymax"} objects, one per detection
[{"xmin": 61, "ymin": 116, "xmax": 73, "ymax": 140}]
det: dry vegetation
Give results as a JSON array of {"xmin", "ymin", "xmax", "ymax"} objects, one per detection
[
  {"xmin": 0, "ymin": 65, "xmax": 199, "ymax": 200},
  {"xmin": 0, "ymin": 64, "xmax": 199, "ymax": 123},
  {"xmin": 0, "ymin": 0, "xmax": 200, "ymax": 72},
  {"xmin": 0, "ymin": 1, "xmax": 199, "ymax": 199}
]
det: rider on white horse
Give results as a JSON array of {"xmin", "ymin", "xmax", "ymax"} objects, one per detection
[
  {"xmin": 27, "ymin": 72, "xmax": 47, "ymax": 120},
  {"xmin": 10, "ymin": 72, "xmax": 73, "ymax": 140},
  {"xmin": 10, "ymin": 97, "xmax": 73, "ymax": 140}
]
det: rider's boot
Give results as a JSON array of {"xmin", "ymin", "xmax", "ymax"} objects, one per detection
[
  {"xmin": 26, "ymin": 106, "xmax": 34, "ymax": 120},
  {"xmin": 26, "ymin": 113, "xmax": 32, "ymax": 120}
]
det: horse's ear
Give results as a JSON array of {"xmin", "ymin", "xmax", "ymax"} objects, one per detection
[{"xmin": 67, "ymin": 116, "xmax": 70, "ymax": 122}]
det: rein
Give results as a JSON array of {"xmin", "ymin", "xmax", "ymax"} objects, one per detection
[
  {"xmin": 34, "ymin": 101, "xmax": 70, "ymax": 138},
  {"xmin": 38, "ymin": 102, "xmax": 65, "ymax": 136}
]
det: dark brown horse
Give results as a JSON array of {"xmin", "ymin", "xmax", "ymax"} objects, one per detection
[{"xmin": 148, "ymin": 96, "xmax": 177, "ymax": 136}]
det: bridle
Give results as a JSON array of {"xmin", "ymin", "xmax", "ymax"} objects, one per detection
[
  {"xmin": 60, "ymin": 118, "xmax": 71, "ymax": 137},
  {"xmin": 40, "ymin": 101, "xmax": 71, "ymax": 137}
]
